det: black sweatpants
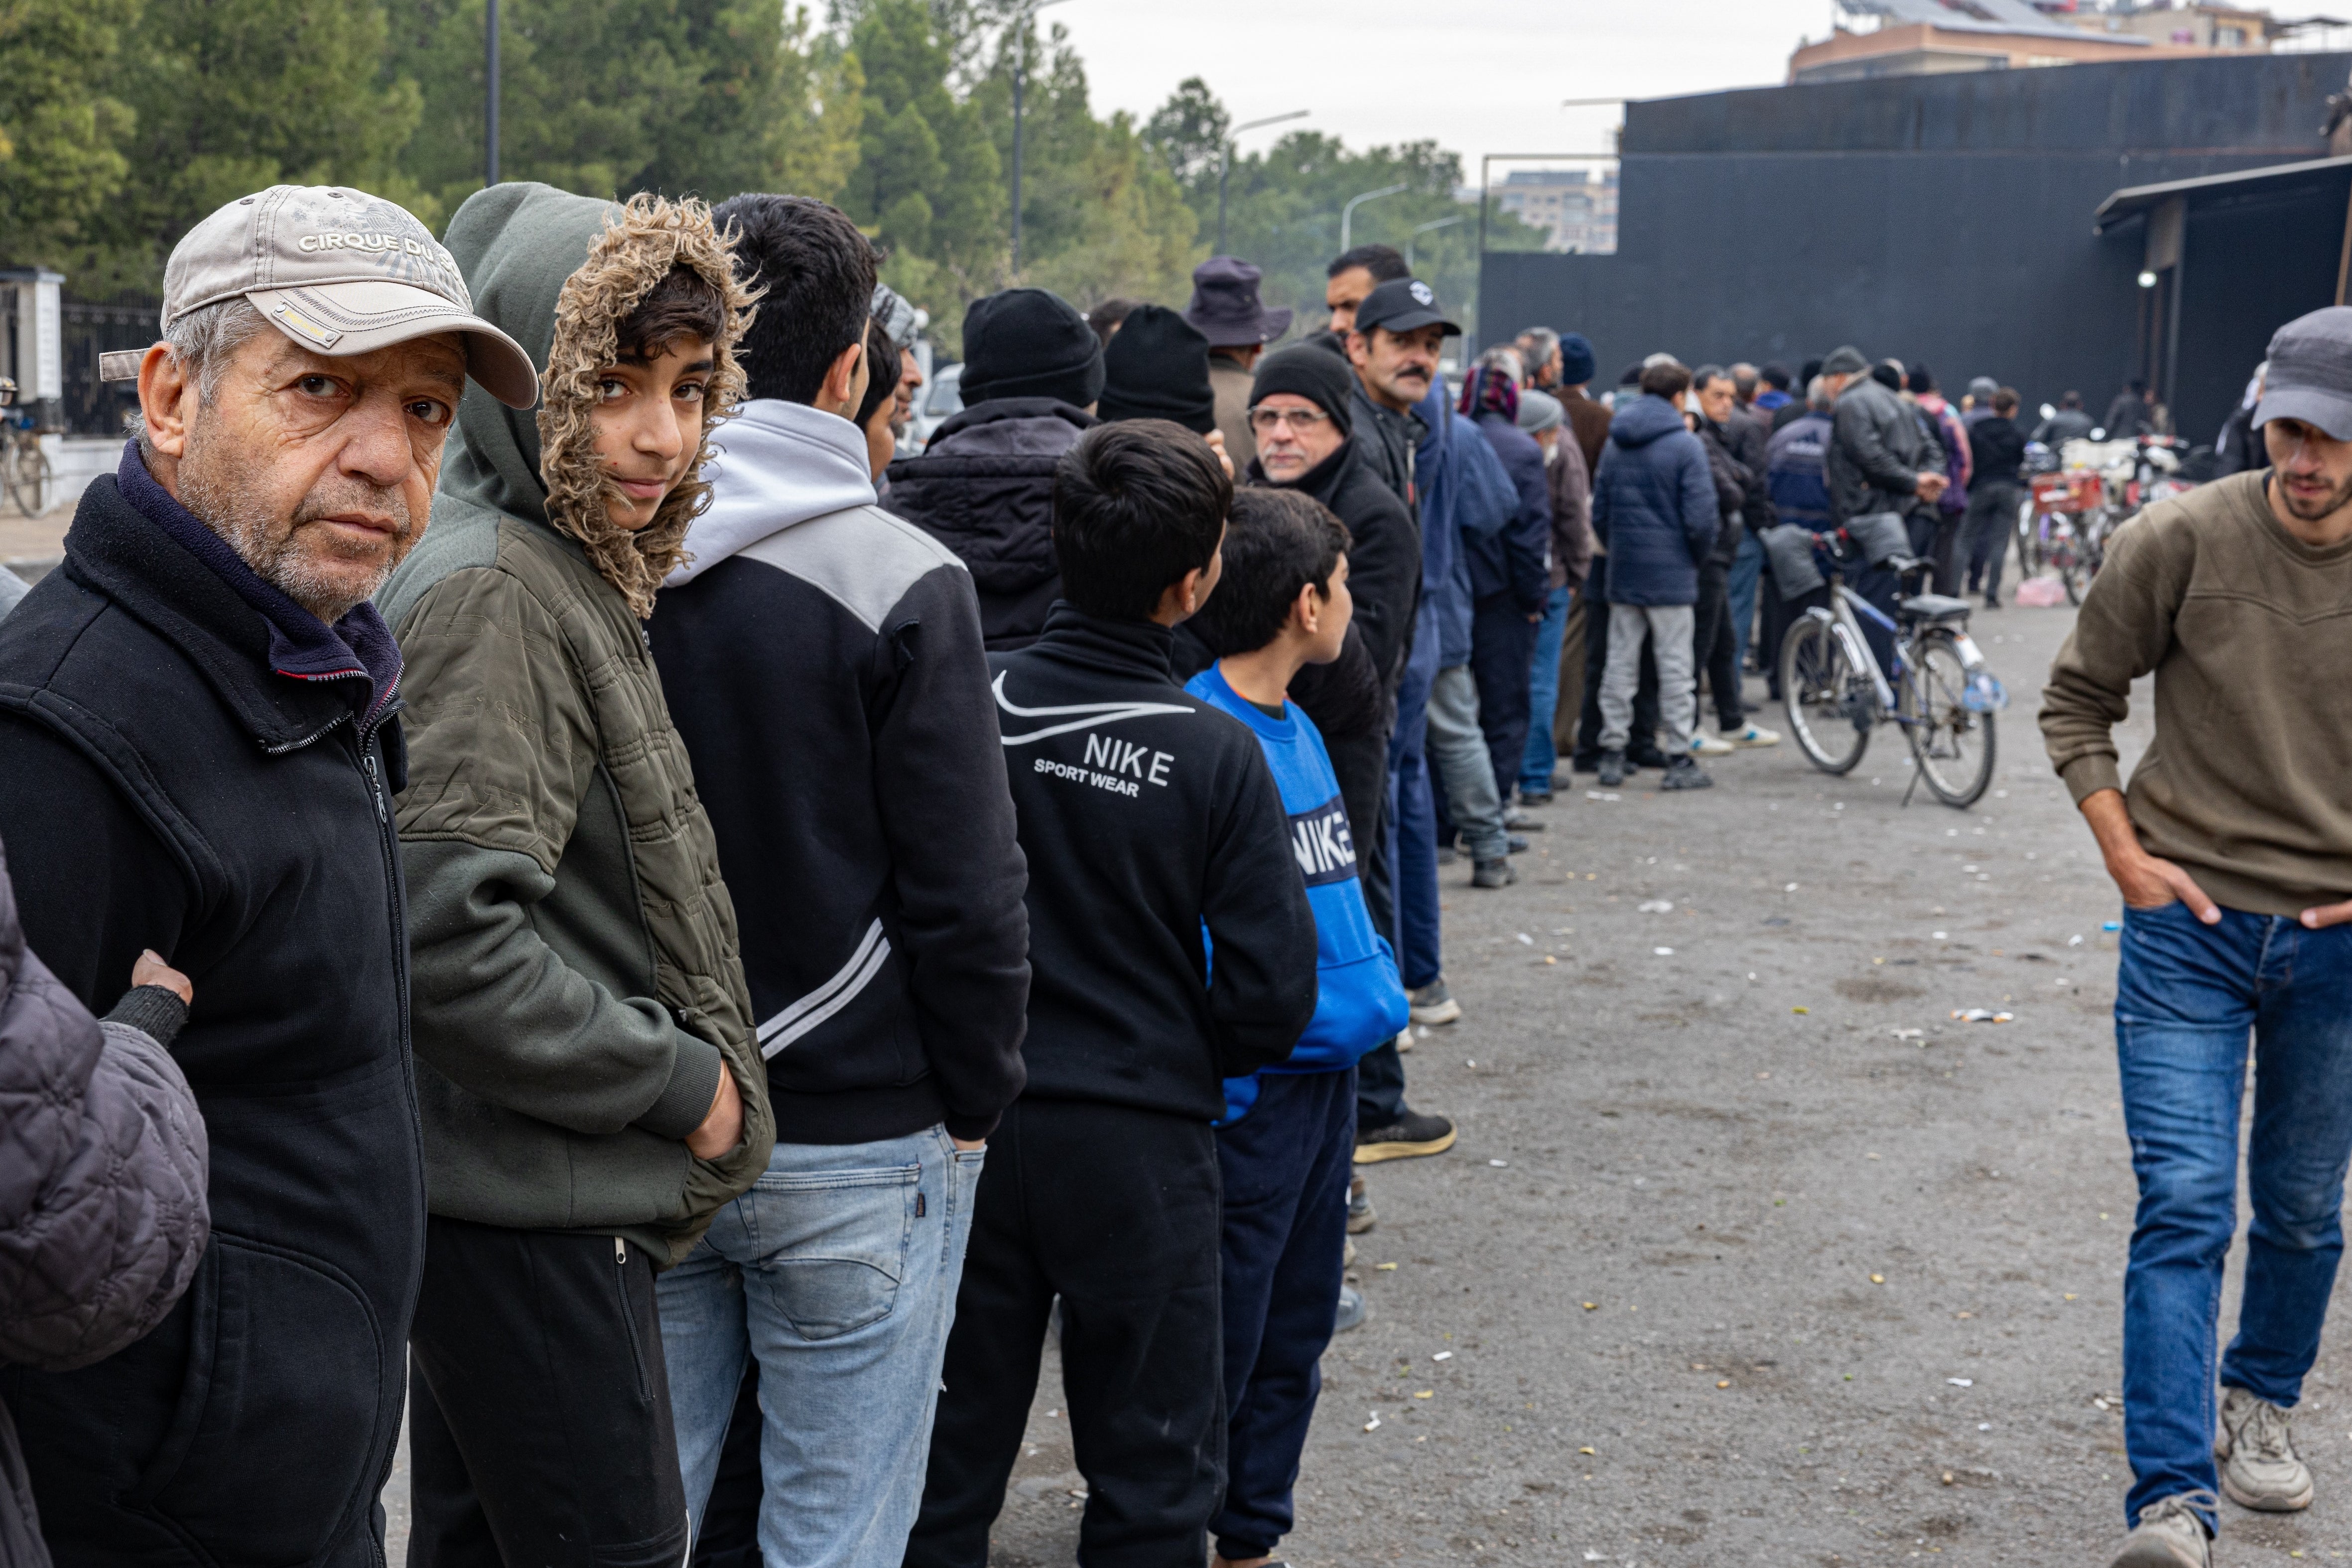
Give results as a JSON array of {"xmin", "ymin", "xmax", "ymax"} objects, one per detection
[
  {"xmin": 1573, "ymin": 597, "xmax": 1660, "ymax": 765},
  {"xmin": 1692, "ymin": 558, "xmax": 1743, "ymax": 733},
  {"xmin": 1468, "ymin": 595, "xmax": 1537, "ymax": 807},
  {"xmin": 907, "ymin": 1098, "xmax": 1224, "ymax": 1568},
  {"xmin": 1212, "ymin": 1069, "xmax": 1355, "ymax": 1562},
  {"xmin": 407, "ymin": 1216, "xmax": 689, "ymax": 1568}
]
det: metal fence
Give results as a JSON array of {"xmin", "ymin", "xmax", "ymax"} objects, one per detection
[{"xmin": 63, "ymin": 295, "xmax": 159, "ymax": 437}]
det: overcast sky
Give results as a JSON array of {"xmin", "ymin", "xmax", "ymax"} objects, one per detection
[{"xmin": 1050, "ymin": 0, "xmax": 1847, "ymax": 185}]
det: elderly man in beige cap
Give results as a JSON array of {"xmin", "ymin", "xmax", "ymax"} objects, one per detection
[{"xmin": 0, "ymin": 185, "xmax": 532, "ymax": 1568}]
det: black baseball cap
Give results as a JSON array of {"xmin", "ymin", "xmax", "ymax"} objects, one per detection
[
  {"xmin": 1352, "ymin": 277, "xmax": 1460, "ymax": 338},
  {"xmin": 2255, "ymin": 306, "xmax": 2352, "ymax": 441}
]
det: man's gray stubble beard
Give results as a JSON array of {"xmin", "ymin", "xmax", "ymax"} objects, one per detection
[{"xmin": 176, "ymin": 411, "xmax": 413, "ymax": 624}]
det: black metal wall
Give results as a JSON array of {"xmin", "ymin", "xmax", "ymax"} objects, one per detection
[{"xmin": 1482, "ymin": 52, "xmax": 2352, "ymax": 446}]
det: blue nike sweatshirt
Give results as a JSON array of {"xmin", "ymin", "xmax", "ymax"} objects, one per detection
[{"xmin": 1186, "ymin": 663, "xmax": 1410, "ymax": 1121}]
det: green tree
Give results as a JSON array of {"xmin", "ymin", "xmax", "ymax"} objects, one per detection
[
  {"xmin": 838, "ymin": 0, "xmax": 1001, "ymax": 306},
  {"xmin": 968, "ymin": 23, "xmax": 1193, "ymax": 316},
  {"xmin": 78, "ymin": 0, "xmax": 426, "ymax": 293},
  {"xmin": 394, "ymin": 0, "xmax": 863, "ymax": 221},
  {"xmin": 1145, "ymin": 79, "xmax": 1547, "ymax": 342},
  {"xmin": 0, "ymin": 0, "xmax": 141, "ymax": 271}
]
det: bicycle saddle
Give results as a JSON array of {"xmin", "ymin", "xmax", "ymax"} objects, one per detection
[{"xmin": 1897, "ymin": 593, "xmax": 1973, "ymax": 624}]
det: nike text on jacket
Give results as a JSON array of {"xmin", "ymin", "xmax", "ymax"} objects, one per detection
[{"xmin": 992, "ymin": 605, "xmax": 1318, "ymax": 1121}]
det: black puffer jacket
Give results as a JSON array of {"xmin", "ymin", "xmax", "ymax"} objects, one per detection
[
  {"xmin": 885, "ymin": 398, "xmax": 1096, "ymax": 650},
  {"xmin": 0, "ymin": 840, "xmax": 207, "ymax": 1568}
]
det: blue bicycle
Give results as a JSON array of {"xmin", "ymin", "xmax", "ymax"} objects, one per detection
[{"xmin": 1777, "ymin": 529, "xmax": 2007, "ymax": 808}]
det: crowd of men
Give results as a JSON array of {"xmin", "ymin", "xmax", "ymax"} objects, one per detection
[{"xmin": 7, "ymin": 169, "xmax": 2352, "ymax": 1568}]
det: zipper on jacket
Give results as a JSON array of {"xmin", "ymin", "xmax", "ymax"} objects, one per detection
[{"xmin": 353, "ymin": 703, "xmax": 424, "ymax": 1537}]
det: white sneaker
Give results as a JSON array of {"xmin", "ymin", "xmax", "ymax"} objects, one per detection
[
  {"xmin": 1688, "ymin": 733, "xmax": 1734, "ymax": 756},
  {"xmin": 2109, "ymin": 1490, "xmax": 2215, "ymax": 1567},
  {"xmin": 1727, "ymin": 723, "xmax": 1781, "ymax": 748},
  {"xmin": 2217, "ymin": 1385, "xmax": 2314, "ymax": 1511}
]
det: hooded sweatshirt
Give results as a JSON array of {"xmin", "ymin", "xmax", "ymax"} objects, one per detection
[
  {"xmin": 1590, "ymin": 394, "xmax": 1717, "ymax": 607},
  {"xmin": 378, "ymin": 183, "xmax": 774, "ymax": 1265},
  {"xmin": 650, "ymin": 400, "xmax": 1032, "ymax": 1146}
]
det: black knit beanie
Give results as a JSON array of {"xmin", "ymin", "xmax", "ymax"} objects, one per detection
[
  {"xmin": 960, "ymin": 286, "xmax": 1105, "ymax": 408},
  {"xmin": 1249, "ymin": 344, "xmax": 1356, "ymax": 439},
  {"xmin": 1097, "ymin": 305, "xmax": 1216, "ymax": 434}
]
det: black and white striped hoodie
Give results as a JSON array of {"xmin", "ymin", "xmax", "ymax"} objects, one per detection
[{"xmin": 651, "ymin": 400, "xmax": 1031, "ymax": 1145}]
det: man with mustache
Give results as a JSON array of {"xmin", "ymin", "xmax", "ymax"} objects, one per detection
[
  {"xmin": 2046, "ymin": 305, "xmax": 2352, "ymax": 1568},
  {"xmin": 0, "ymin": 185, "xmax": 536, "ymax": 1567}
]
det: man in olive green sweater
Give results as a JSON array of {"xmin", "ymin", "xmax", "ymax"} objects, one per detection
[{"xmin": 2043, "ymin": 306, "xmax": 2352, "ymax": 1568}]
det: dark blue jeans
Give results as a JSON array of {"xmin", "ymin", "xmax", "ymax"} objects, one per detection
[
  {"xmin": 1364, "ymin": 622, "xmax": 1440, "ymax": 1130},
  {"xmin": 1212, "ymin": 1068, "xmax": 1356, "ymax": 1563},
  {"xmin": 2116, "ymin": 902, "xmax": 2352, "ymax": 1529}
]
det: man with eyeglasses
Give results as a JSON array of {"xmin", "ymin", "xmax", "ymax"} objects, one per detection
[
  {"xmin": 1238, "ymin": 346, "xmax": 1418, "ymax": 949},
  {"xmin": 2046, "ymin": 305, "xmax": 2352, "ymax": 1568}
]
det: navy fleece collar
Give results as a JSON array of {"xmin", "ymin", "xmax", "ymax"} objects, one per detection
[{"xmin": 116, "ymin": 441, "xmax": 402, "ymax": 723}]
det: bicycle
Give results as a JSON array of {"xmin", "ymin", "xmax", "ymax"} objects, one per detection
[
  {"xmin": 1777, "ymin": 526, "xmax": 2008, "ymax": 808},
  {"xmin": 0, "ymin": 380, "xmax": 53, "ymax": 519}
]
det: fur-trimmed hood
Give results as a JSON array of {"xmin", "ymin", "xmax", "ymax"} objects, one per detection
[{"xmin": 432, "ymin": 182, "xmax": 755, "ymax": 617}]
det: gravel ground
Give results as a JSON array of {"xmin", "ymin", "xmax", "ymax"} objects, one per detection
[
  {"xmin": 386, "ymin": 594, "xmax": 2346, "ymax": 1567},
  {"xmin": 980, "ymin": 596, "xmax": 2335, "ymax": 1568}
]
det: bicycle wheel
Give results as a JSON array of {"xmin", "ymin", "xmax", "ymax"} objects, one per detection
[
  {"xmin": 2054, "ymin": 520, "xmax": 2083, "ymax": 605},
  {"xmin": 6, "ymin": 440, "xmax": 50, "ymax": 518},
  {"xmin": 1901, "ymin": 630, "xmax": 1995, "ymax": 808},
  {"xmin": 2015, "ymin": 500, "xmax": 2041, "ymax": 575},
  {"xmin": 1779, "ymin": 615, "xmax": 1870, "ymax": 775}
]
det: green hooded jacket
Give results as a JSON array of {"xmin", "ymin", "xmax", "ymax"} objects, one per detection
[{"xmin": 378, "ymin": 182, "xmax": 772, "ymax": 1264}]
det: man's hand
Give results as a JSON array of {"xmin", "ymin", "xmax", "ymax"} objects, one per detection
[
  {"xmin": 1915, "ymin": 472, "xmax": 1949, "ymax": 504},
  {"xmin": 2301, "ymin": 899, "xmax": 2352, "ymax": 929},
  {"xmin": 2081, "ymin": 788, "xmax": 2220, "ymax": 923},
  {"xmin": 686, "ymin": 1066, "xmax": 744, "ymax": 1160},
  {"xmin": 131, "ymin": 948, "xmax": 194, "ymax": 1005},
  {"xmin": 952, "ymin": 1136, "xmax": 986, "ymax": 1153}
]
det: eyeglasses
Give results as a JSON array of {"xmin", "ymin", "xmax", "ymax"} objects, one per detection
[{"xmin": 1248, "ymin": 406, "xmax": 1332, "ymax": 434}]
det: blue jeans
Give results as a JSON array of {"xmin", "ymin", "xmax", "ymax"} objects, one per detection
[
  {"xmin": 2115, "ymin": 903, "xmax": 2352, "ymax": 1530},
  {"xmin": 1385, "ymin": 615, "xmax": 1442, "ymax": 992},
  {"xmin": 1727, "ymin": 529, "xmax": 1763, "ymax": 676},
  {"xmin": 656, "ymin": 1127, "xmax": 985, "ymax": 1568},
  {"xmin": 1519, "ymin": 585, "xmax": 1572, "ymax": 794}
]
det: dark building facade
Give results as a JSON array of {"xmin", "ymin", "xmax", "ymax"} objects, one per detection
[{"xmin": 1482, "ymin": 52, "xmax": 2352, "ymax": 447}]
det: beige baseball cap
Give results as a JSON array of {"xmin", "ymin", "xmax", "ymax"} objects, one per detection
[{"xmin": 99, "ymin": 184, "xmax": 539, "ymax": 408}]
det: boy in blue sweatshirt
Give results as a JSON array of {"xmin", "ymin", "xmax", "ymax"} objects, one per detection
[{"xmin": 1183, "ymin": 488, "xmax": 1411, "ymax": 1568}]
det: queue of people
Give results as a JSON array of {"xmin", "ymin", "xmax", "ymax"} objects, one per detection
[
  {"xmin": 4, "ymin": 162, "xmax": 2308, "ymax": 1568},
  {"xmin": 0, "ymin": 179, "xmax": 1562, "ymax": 1568}
]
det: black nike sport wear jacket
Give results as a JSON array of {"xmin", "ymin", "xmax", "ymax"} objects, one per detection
[{"xmin": 990, "ymin": 604, "xmax": 1318, "ymax": 1122}]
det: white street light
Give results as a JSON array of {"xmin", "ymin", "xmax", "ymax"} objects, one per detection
[
  {"xmin": 1219, "ymin": 110, "xmax": 1310, "ymax": 255},
  {"xmin": 1340, "ymin": 183, "xmax": 1409, "ymax": 254}
]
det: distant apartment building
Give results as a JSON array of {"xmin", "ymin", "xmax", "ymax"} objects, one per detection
[
  {"xmin": 1788, "ymin": 0, "xmax": 2317, "ymax": 85},
  {"xmin": 1494, "ymin": 168, "xmax": 1620, "ymax": 255}
]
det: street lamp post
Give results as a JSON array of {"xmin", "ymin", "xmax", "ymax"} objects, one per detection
[
  {"xmin": 485, "ymin": 0, "xmax": 500, "ymax": 185},
  {"xmin": 1010, "ymin": 0, "xmax": 1072, "ymax": 275},
  {"xmin": 1217, "ymin": 110, "xmax": 1309, "ymax": 255},
  {"xmin": 1406, "ymin": 213, "xmax": 1464, "ymax": 271},
  {"xmin": 1339, "ymin": 183, "xmax": 1408, "ymax": 255}
]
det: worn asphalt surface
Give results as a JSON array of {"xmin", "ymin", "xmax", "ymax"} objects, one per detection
[{"xmin": 385, "ymin": 591, "xmax": 2347, "ymax": 1567}]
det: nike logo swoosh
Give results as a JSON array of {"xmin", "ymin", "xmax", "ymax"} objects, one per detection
[{"xmin": 993, "ymin": 671, "xmax": 1193, "ymax": 746}]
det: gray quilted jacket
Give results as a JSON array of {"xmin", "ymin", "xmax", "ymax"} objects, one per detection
[{"xmin": 0, "ymin": 840, "xmax": 208, "ymax": 1565}]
